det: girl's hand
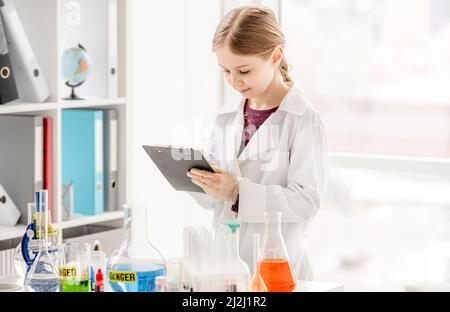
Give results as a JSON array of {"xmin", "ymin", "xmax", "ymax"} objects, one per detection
[{"xmin": 187, "ymin": 164, "xmax": 239, "ymax": 202}]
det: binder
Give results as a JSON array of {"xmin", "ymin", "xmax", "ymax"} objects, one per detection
[
  {"xmin": 35, "ymin": 116, "xmax": 43, "ymax": 191},
  {"xmin": 0, "ymin": 0, "xmax": 50, "ymax": 102},
  {"xmin": 103, "ymin": 109, "xmax": 118, "ymax": 211},
  {"xmin": 107, "ymin": 0, "xmax": 118, "ymax": 98},
  {"xmin": 43, "ymin": 117, "xmax": 54, "ymax": 221},
  {"xmin": 62, "ymin": 109, "xmax": 104, "ymax": 216},
  {"xmin": 0, "ymin": 115, "xmax": 43, "ymax": 224},
  {"xmin": 0, "ymin": 9, "xmax": 18, "ymax": 104}
]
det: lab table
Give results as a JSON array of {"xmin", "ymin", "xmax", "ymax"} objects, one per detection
[{"xmin": 0, "ymin": 274, "xmax": 343, "ymax": 292}]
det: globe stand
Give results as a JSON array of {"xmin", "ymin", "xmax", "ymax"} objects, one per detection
[{"xmin": 63, "ymin": 81, "xmax": 84, "ymax": 100}]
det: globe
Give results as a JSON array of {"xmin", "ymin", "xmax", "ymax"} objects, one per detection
[{"xmin": 61, "ymin": 44, "xmax": 92, "ymax": 99}]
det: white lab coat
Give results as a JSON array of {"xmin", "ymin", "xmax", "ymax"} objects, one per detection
[{"xmin": 190, "ymin": 85, "xmax": 329, "ymax": 281}]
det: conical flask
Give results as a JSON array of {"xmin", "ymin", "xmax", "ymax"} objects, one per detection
[
  {"xmin": 257, "ymin": 211, "xmax": 296, "ymax": 292},
  {"xmin": 24, "ymin": 191, "xmax": 59, "ymax": 292},
  {"xmin": 107, "ymin": 204, "xmax": 167, "ymax": 292},
  {"xmin": 250, "ymin": 233, "xmax": 267, "ymax": 292}
]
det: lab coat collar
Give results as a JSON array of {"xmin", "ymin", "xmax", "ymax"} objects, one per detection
[
  {"xmin": 217, "ymin": 84, "xmax": 309, "ymax": 118},
  {"xmin": 218, "ymin": 84, "xmax": 310, "ymax": 166}
]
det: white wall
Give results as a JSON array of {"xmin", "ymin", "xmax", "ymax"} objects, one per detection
[{"xmin": 129, "ymin": 0, "xmax": 221, "ymax": 258}]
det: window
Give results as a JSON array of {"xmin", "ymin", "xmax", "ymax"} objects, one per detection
[
  {"xmin": 281, "ymin": 0, "xmax": 450, "ymax": 289},
  {"xmin": 282, "ymin": 0, "xmax": 450, "ymax": 157}
]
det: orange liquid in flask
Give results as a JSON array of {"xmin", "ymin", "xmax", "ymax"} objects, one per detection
[{"xmin": 257, "ymin": 258, "xmax": 296, "ymax": 292}]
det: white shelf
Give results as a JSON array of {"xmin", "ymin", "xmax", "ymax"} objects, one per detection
[
  {"xmin": 59, "ymin": 97, "xmax": 127, "ymax": 109},
  {"xmin": 0, "ymin": 225, "xmax": 27, "ymax": 241},
  {"xmin": 0, "ymin": 211, "xmax": 123, "ymax": 241},
  {"xmin": 0, "ymin": 101, "xmax": 57, "ymax": 115},
  {"xmin": 55, "ymin": 211, "xmax": 124, "ymax": 230},
  {"xmin": 0, "ymin": 97, "xmax": 127, "ymax": 115},
  {"xmin": 0, "ymin": 211, "xmax": 124, "ymax": 241}
]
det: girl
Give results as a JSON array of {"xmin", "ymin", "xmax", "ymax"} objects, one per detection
[{"xmin": 187, "ymin": 6, "xmax": 328, "ymax": 281}]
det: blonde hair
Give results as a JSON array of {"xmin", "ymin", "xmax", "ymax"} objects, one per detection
[{"xmin": 212, "ymin": 6, "xmax": 292, "ymax": 83}]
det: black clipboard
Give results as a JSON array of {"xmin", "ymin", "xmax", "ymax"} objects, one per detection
[{"xmin": 143, "ymin": 145, "xmax": 215, "ymax": 193}]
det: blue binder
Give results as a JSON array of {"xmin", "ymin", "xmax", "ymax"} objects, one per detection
[{"xmin": 62, "ymin": 109, "xmax": 104, "ymax": 216}]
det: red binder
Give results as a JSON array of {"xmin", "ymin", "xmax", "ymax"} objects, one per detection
[{"xmin": 43, "ymin": 117, "xmax": 54, "ymax": 221}]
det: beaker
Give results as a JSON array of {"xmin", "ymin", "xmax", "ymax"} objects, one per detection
[
  {"xmin": 58, "ymin": 243, "xmax": 91, "ymax": 292},
  {"xmin": 24, "ymin": 191, "xmax": 59, "ymax": 292},
  {"xmin": 107, "ymin": 204, "xmax": 167, "ymax": 292},
  {"xmin": 257, "ymin": 211, "xmax": 296, "ymax": 292}
]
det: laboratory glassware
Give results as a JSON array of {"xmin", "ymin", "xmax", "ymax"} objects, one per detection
[
  {"xmin": 58, "ymin": 243, "xmax": 91, "ymax": 292},
  {"xmin": 107, "ymin": 204, "xmax": 167, "ymax": 292},
  {"xmin": 250, "ymin": 233, "xmax": 268, "ymax": 292},
  {"xmin": 257, "ymin": 211, "xmax": 296, "ymax": 292},
  {"xmin": 14, "ymin": 202, "xmax": 59, "ymax": 278},
  {"xmin": 95, "ymin": 269, "xmax": 105, "ymax": 292},
  {"xmin": 24, "ymin": 191, "xmax": 59, "ymax": 292},
  {"xmin": 223, "ymin": 220, "xmax": 250, "ymax": 292}
]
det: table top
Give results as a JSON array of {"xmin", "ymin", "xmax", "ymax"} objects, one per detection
[{"xmin": 0, "ymin": 275, "xmax": 344, "ymax": 292}]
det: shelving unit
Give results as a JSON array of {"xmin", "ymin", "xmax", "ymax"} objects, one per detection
[
  {"xmin": 0, "ymin": 225, "xmax": 28, "ymax": 242},
  {"xmin": 0, "ymin": 98, "xmax": 127, "ymax": 115},
  {"xmin": 0, "ymin": 0, "xmax": 129, "ymax": 254}
]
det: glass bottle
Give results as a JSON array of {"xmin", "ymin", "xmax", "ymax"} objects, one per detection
[
  {"xmin": 24, "ymin": 191, "xmax": 59, "ymax": 292},
  {"xmin": 250, "ymin": 233, "xmax": 268, "ymax": 292},
  {"xmin": 223, "ymin": 220, "xmax": 250, "ymax": 292},
  {"xmin": 107, "ymin": 204, "xmax": 167, "ymax": 292},
  {"xmin": 257, "ymin": 211, "xmax": 296, "ymax": 292}
]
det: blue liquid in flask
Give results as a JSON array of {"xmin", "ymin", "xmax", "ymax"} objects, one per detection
[
  {"xmin": 28, "ymin": 274, "xmax": 59, "ymax": 292},
  {"xmin": 108, "ymin": 262, "xmax": 166, "ymax": 292}
]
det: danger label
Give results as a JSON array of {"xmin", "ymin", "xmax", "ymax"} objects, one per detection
[
  {"xmin": 108, "ymin": 270, "xmax": 137, "ymax": 283},
  {"xmin": 59, "ymin": 266, "xmax": 78, "ymax": 279}
]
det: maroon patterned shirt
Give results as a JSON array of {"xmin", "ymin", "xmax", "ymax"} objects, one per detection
[{"xmin": 231, "ymin": 101, "xmax": 279, "ymax": 213}]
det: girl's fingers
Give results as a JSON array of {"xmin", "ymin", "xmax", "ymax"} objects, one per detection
[
  {"xmin": 188, "ymin": 171, "xmax": 208, "ymax": 183},
  {"xmin": 189, "ymin": 168, "xmax": 216, "ymax": 179},
  {"xmin": 189, "ymin": 170, "xmax": 221, "ymax": 185},
  {"xmin": 191, "ymin": 178, "xmax": 215, "ymax": 195},
  {"xmin": 191, "ymin": 175, "xmax": 216, "ymax": 187},
  {"xmin": 187, "ymin": 170, "xmax": 203, "ymax": 180},
  {"xmin": 191, "ymin": 178, "xmax": 207, "ymax": 189}
]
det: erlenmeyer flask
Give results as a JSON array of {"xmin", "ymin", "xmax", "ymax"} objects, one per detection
[
  {"xmin": 24, "ymin": 191, "xmax": 59, "ymax": 292},
  {"xmin": 250, "ymin": 233, "xmax": 267, "ymax": 292},
  {"xmin": 257, "ymin": 211, "xmax": 296, "ymax": 292},
  {"xmin": 107, "ymin": 204, "xmax": 167, "ymax": 292}
]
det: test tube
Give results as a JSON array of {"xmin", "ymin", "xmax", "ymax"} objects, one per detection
[{"xmin": 156, "ymin": 276, "xmax": 168, "ymax": 292}]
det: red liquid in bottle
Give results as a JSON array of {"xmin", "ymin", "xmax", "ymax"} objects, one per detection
[{"xmin": 258, "ymin": 258, "xmax": 296, "ymax": 292}]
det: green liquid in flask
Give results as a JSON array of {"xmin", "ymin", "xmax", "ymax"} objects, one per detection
[{"xmin": 61, "ymin": 278, "xmax": 91, "ymax": 292}]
